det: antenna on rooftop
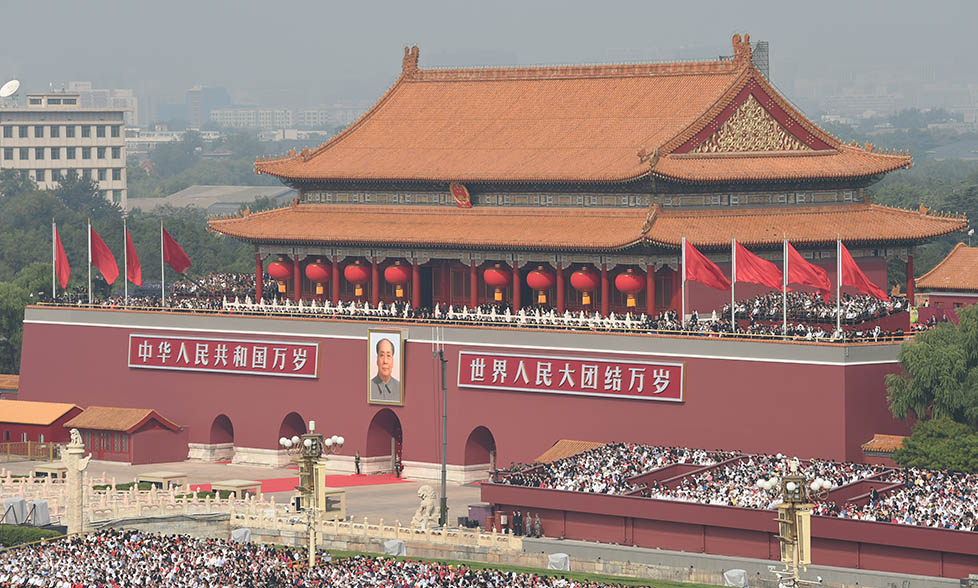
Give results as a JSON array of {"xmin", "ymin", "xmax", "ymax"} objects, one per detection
[{"xmin": 0, "ymin": 79, "xmax": 20, "ymax": 98}]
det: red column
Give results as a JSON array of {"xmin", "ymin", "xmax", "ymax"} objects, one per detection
[
  {"xmin": 670, "ymin": 266, "xmax": 681, "ymax": 312},
  {"xmin": 254, "ymin": 252, "xmax": 263, "ymax": 301},
  {"xmin": 906, "ymin": 254, "xmax": 915, "ymax": 305},
  {"xmin": 412, "ymin": 259, "xmax": 421, "ymax": 308},
  {"xmin": 371, "ymin": 258, "xmax": 380, "ymax": 306},
  {"xmin": 512, "ymin": 263, "xmax": 521, "ymax": 312},
  {"xmin": 331, "ymin": 256, "xmax": 340, "ymax": 305},
  {"xmin": 600, "ymin": 263, "xmax": 609, "ymax": 316},
  {"xmin": 646, "ymin": 264, "xmax": 655, "ymax": 316},
  {"xmin": 440, "ymin": 260, "xmax": 451, "ymax": 306},
  {"xmin": 469, "ymin": 261, "xmax": 478, "ymax": 308},
  {"xmin": 556, "ymin": 262, "xmax": 565, "ymax": 314},
  {"xmin": 293, "ymin": 256, "xmax": 301, "ymax": 302}
]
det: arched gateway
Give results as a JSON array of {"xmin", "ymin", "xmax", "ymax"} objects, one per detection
[{"xmin": 366, "ymin": 408, "xmax": 402, "ymax": 475}]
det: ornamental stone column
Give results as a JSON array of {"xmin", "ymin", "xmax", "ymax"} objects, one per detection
[{"xmin": 64, "ymin": 428, "xmax": 92, "ymax": 535}]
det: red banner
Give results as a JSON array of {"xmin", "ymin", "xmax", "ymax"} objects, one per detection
[
  {"xmin": 128, "ymin": 335, "xmax": 318, "ymax": 378},
  {"xmin": 457, "ymin": 352, "xmax": 683, "ymax": 401}
]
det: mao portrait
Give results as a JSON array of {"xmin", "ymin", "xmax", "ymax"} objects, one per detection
[{"xmin": 368, "ymin": 329, "xmax": 404, "ymax": 405}]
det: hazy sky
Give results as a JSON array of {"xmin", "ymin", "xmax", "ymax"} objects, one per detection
[{"xmin": 1, "ymin": 1, "xmax": 976, "ymax": 107}]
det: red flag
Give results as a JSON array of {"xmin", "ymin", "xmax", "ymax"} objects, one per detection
[
  {"xmin": 684, "ymin": 240, "xmax": 731, "ymax": 290},
  {"xmin": 840, "ymin": 241, "xmax": 889, "ymax": 301},
  {"xmin": 90, "ymin": 226, "xmax": 119, "ymax": 285},
  {"xmin": 55, "ymin": 227, "xmax": 70, "ymax": 289},
  {"xmin": 734, "ymin": 241, "xmax": 783, "ymax": 290},
  {"xmin": 125, "ymin": 228, "xmax": 142, "ymax": 287},
  {"xmin": 786, "ymin": 242, "xmax": 830, "ymax": 299},
  {"xmin": 162, "ymin": 227, "xmax": 192, "ymax": 273}
]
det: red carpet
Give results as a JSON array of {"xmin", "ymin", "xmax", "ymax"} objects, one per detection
[{"xmin": 193, "ymin": 474, "xmax": 408, "ymax": 494}]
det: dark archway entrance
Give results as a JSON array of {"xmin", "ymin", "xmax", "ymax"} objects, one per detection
[
  {"xmin": 463, "ymin": 426, "xmax": 496, "ymax": 482},
  {"xmin": 279, "ymin": 411, "xmax": 306, "ymax": 440},
  {"xmin": 210, "ymin": 414, "xmax": 234, "ymax": 444},
  {"xmin": 366, "ymin": 408, "xmax": 402, "ymax": 474}
]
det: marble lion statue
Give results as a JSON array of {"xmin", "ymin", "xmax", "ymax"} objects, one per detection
[
  {"xmin": 69, "ymin": 428, "xmax": 83, "ymax": 446},
  {"xmin": 410, "ymin": 485, "xmax": 438, "ymax": 529}
]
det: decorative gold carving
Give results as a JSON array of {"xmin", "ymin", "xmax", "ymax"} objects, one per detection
[{"xmin": 691, "ymin": 95, "xmax": 811, "ymax": 153}]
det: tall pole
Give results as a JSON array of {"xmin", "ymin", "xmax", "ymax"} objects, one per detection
[
  {"xmin": 160, "ymin": 220, "xmax": 166, "ymax": 306},
  {"xmin": 782, "ymin": 240, "xmax": 788, "ymax": 336},
  {"xmin": 681, "ymin": 237, "xmax": 686, "ymax": 328},
  {"xmin": 436, "ymin": 330, "xmax": 449, "ymax": 527},
  {"xmin": 51, "ymin": 220, "xmax": 56, "ymax": 299},
  {"xmin": 730, "ymin": 238, "xmax": 736, "ymax": 332},
  {"xmin": 123, "ymin": 217, "xmax": 128, "ymax": 305},
  {"xmin": 836, "ymin": 240, "xmax": 842, "ymax": 335},
  {"xmin": 87, "ymin": 218, "xmax": 92, "ymax": 305}
]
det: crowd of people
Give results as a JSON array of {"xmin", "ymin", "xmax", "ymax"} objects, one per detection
[
  {"xmin": 0, "ymin": 529, "xmax": 643, "ymax": 588},
  {"xmin": 721, "ymin": 292, "xmax": 909, "ymax": 325},
  {"xmin": 496, "ymin": 444, "xmax": 977, "ymax": 532},
  {"xmin": 498, "ymin": 443, "xmax": 734, "ymax": 494},
  {"xmin": 41, "ymin": 272, "xmax": 927, "ymax": 343}
]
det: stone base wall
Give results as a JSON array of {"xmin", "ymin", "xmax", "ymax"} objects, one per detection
[
  {"xmin": 231, "ymin": 446, "xmax": 291, "ymax": 467},
  {"xmin": 187, "ymin": 443, "xmax": 234, "ymax": 463}
]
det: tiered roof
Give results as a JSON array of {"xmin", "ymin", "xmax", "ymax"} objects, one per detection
[
  {"xmin": 255, "ymin": 34, "xmax": 910, "ymax": 185},
  {"xmin": 915, "ymin": 243, "xmax": 978, "ymax": 292},
  {"xmin": 210, "ymin": 201, "xmax": 966, "ymax": 250}
]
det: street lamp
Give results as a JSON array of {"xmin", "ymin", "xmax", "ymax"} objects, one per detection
[
  {"xmin": 757, "ymin": 458, "xmax": 829, "ymax": 587},
  {"xmin": 279, "ymin": 420, "xmax": 343, "ymax": 568}
]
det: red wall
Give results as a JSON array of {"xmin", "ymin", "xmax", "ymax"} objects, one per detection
[
  {"xmin": 133, "ymin": 426, "xmax": 189, "ymax": 465},
  {"xmin": 18, "ymin": 309, "xmax": 908, "ymax": 466},
  {"xmin": 482, "ymin": 484, "xmax": 978, "ymax": 579}
]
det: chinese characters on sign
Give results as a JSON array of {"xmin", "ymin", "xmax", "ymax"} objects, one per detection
[
  {"xmin": 128, "ymin": 335, "xmax": 318, "ymax": 378},
  {"xmin": 457, "ymin": 352, "xmax": 683, "ymax": 402}
]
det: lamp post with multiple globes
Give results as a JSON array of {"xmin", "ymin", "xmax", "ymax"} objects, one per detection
[
  {"xmin": 756, "ymin": 458, "xmax": 830, "ymax": 587},
  {"xmin": 278, "ymin": 420, "xmax": 343, "ymax": 568}
]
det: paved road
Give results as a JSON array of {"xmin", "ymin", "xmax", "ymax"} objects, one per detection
[{"xmin": 1, "ymin": 459, "xmax": 484, "ymax": 526}]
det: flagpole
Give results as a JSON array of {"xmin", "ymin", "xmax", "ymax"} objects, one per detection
[
  {"xmin": 836, "ymin": 239, "xmax": 842, "ymax": 335},
  {"xmin": 160, "ymin": 220, "xmax": 166, "ymax": 306},
  {"xmin": 123, "ymin": 217, "xmax": 128, "ymax": 306},
  {"xmin": 87, "ymin": 218, "xmax": 92, "ymax": 305},
  {"xmin": 782, "ymin": 239, "xmax": 788, "ymax": 336},
  {"xmin": 730, "ymin": 238, "xmax": 736, "ymax": 333},
  {"xmin": 681, "ymin": 237, "xmax": 686, "ymax": 329}
]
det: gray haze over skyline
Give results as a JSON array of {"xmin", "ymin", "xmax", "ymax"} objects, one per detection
[{"xmin": 2, "ymin": 1, "xmax": 976, "ymax": 114}]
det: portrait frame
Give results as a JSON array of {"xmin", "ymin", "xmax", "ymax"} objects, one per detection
[{"xmin": 367, "ymin": 328, "xmax": 406, "ymax": 406}]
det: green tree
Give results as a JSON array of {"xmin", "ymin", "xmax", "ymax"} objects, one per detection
[
  {"xmin": 886, "ymin": 304, "xmax": 978, "ymax": 426},
  {"xmin": 892, "ymin": 418, "xmax": 978, "ymax": 473},
  {"xmin": 53, "ymin": 174, "xmax": 122, "ymax": 223}
]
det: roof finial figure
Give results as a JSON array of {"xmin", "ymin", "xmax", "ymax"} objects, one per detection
[
  {"xmin": 402, "ymin": 45, "xmax": 420, "ymax": 78},
  {"xmin": 732, "ymin": 33, "xmax": 752, "ymax": 66}
]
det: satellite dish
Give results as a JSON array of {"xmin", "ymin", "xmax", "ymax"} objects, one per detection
[{"xmin": 0, "ymin": 79, "xmax": 20, "ymax": 98}]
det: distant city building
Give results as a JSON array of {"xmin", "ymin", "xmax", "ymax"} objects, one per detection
[
  {"xmin": 0, "ymin": 92, "xmax": 127, "ymax": 207},
  {"xmin": 66, "ymin": 81, "xmax": 139, "ymax": 127},
  {"xmin": 295, "ymin": 109, "xmax": 333, "ymax": 129},
  {"xmin": 210, "ymin": 107, "xmax": 293, "ymax": 130},
  {"xmin": 124, "ymin": 127, "xmax": 221, "ymax": 157},
  {"xmin": 186, "ymin": 86, "xmax": 230, "ymax": 128}
]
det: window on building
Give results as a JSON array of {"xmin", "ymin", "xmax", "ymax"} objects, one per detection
[
  {"xmin": 2, "ymin": 126, "xmax": 11, "ymax": 138},
  {"xmin": 51, "ymin": 147, "xmax": 60, "ymax": 160},
  {"xmin": 82, "ymin": 147, "xmax": 91, "ymax": 159},
  {"xmin": 39, "ymin": 433, "xmax": 44, "ymax": 443},
  {"xmin": 81, "ymin": 169, "xmax": 90, "ymax": 180},
  {"xmin": 96, "ymin": 125, "xmax": 106, "ymax": 138},
  {"xmin": 19, "ymin": 147, "xmax": 29, "ymax": 160},
  {"xmin": 35, "ymin": 169, "xmax": 45, "ymax": 182},
  {"xmin": 112, "ymin": 190, "xmax": 121, "ymax": 204},
  {"xmin": 47, "ymin": 98, "xmax": 62, "ymax": 105},
  {"xmin": 50, "ymin": 125, "xmax": 60, "ymax": 138},
  {"xmin": 66, "ymin": 147, "xmax": 76, "ymax": 159},
  {"xmin": 29, "ymin": 97, "xmax": 42, "ymax": 105},
  {"xmin": 63, "ymin": 98, "xmax": 76, "ymax": 105},
  {"xmin": 66, "ymin": 125, "xmax": 75, "ymax": 138},
  {"xmin": 81, "ymin": 125, "xmax": 91, "ymax": 138},
  {"xmin": 97, "ymin": 147, "xmax": 106, "ymax": 159},
  {"xmin": 111, "ymin": 147, "xmax": 121, "ymax": 159},
  {"xmin": 3, "ymin": 432, "xmax": 8, "ymax": 441},
  {"xmin": 18, "ymin": 125, "xmax": 27, "ymax": 138},
  {"xmin": 2, "ymin": 148, "xmax": 11, "ymax": 160},
  {"xmin": 34, "ymin": 125, "xmax": 44, "ymax": 138},
  {"xmin": 35, "ymin": 147, "xmax": 44, "ymax": 160},
  {"xmin": 98, "ymin": 168, "xmax": 106, "ymax": 181},
  {"xmin": 21, "ymin": 432, "xmax": 27, "ymax": 442},
  {"xmin": 111, "ymin": 125, "xmax": 121, "ymax": 138},
  {"xmin": 112, "ymin": 168, "xmax": 121, "ymax": 181}
]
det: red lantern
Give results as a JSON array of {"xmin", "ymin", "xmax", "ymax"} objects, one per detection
[
  {"xmin": 615, "ymin": 268, "xmax": 645, "ymax": 308},
  {"xmin": 526, "ymin": 265, "xmax": 555, "ymax": 304},
  {"xmin": 267, "ymin": 257, "xmax": 293, "ymax": 294},
  {"xmin": 304, "ymin": 259, "xmax": 331, "ymax": 295},
  {"xmin": 571, "ymin": 266, "xmax": 599, "ymax": 305},
  {"xmin": 344, "ymin": 260, "xmax": 370, "ymax": 297},
  {"xmin": 483, "ymin": 263, "xmax": 512, "ymax": 302},
  {"xmin": 384, "ymin": 260, "xmax": 412, "ymax": 298}
]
